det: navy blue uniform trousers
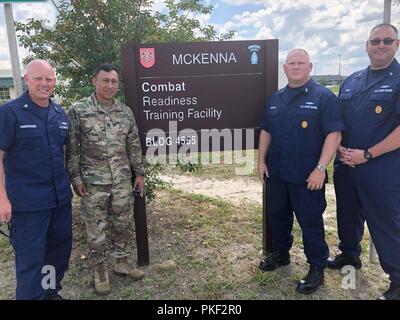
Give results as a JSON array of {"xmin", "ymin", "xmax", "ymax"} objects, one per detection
[
  {"xmin": 334, "ymin": 173, "xmax": 400, "ymax": 286},
  {"xmin": 267, "ymin": 178, "xmax": 329, "ymax": 269},
  {"xmin": 9, "ymin": 203, "xmax": 72, "ymax": 300}
]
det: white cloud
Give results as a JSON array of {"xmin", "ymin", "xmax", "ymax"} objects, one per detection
[
  {"xmin": 222, "ymin": 0, "xmax": 264, "ymax": 5},
  {"xmin": 0, "ymin": 2, "xmax": 56, "ymax": 70},
  {"xmin": 13, "ymin": 3, "xmax": 56, "ymax": 24},
  {"xmin": 150, "ymin": 0, "xmax": 167, "ymax": 14},
  {"xmin": 255, "ymin": 26, "xmax": 274, "ymax": 40},
  {"xmin": 1, "ymin": 0, "xmax": 400, "ymax": 77},
  {"xmin": 213, "ymin": 0, "xmax": 400, "ymax": 75}
]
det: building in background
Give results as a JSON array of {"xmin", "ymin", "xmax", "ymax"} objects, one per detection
[
  {"xmin": 0, "ymin": 70, "xmax": 26, "ymax": 103},
  {"xmin": 312, "ymin": 75, "xmax": 347, "ymax": 86}
]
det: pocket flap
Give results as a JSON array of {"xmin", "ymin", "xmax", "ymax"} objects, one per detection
[
  {"xmin": 339, "ymin": 93, "xmax": 353, "ymax": 101},
  {"xmin": 16, "ymin": 129, "xmax": 43, "ymax": 138},
  {"xmin": 296, "ymin": 108, "xmax": 318, "ymax": 116},
  {"xmin": 370, "ymin": 93, "xmax": 392, "ymax": 102},
  {"xmin": 265, "ymin": 106, "xmax": 279, "ymax": 116}
]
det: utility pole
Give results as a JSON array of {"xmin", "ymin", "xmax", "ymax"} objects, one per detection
[
  {"xmin": 3, "ymin": 3, "xmax": 23, "ymax": 96},
  {"xmin": 338, "ymin": 55, "xmax": 342, "ymax": 88},
  {"xmin": 368, "ymin": 0, "xmax": 394, "ymax": 264},
  {"xmin": 384, "ymin": 0, "xmax": 392, "ymax": 23},
  {"xmin": 369, "ymin": 0, "xmax": 393, "ymax": 265}
]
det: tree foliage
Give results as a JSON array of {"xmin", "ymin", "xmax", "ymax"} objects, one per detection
[
  {"xmin": 16, "ymin": 0, "xmax": 234, "ymax": 103},
  {"xmin": 318, "ymin": 76, "xmax": 329, "ymax": 86}
]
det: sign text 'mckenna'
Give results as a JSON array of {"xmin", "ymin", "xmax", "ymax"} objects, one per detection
[{"xmin": 172, "ymin": 52, "xmax": 238, "ymax": 65}]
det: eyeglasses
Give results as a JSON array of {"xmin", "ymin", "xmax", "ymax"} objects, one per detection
[{"xmin": 368, "ymin": 38, "xmax": 398, "ymax": 46}]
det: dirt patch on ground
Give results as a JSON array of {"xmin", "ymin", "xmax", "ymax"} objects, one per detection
[{"xmin": 160, "ymin": 174, "xmax": 263, "ymax": 204}]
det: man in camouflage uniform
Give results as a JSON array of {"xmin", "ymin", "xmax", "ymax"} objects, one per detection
[{"xmin": 67, "ymin": 64, "xmax": 145, "ymax": 295}]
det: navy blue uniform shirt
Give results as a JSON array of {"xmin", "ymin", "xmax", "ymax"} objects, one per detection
[
  {"xmin": 0, "ymin": 92, "xmax": 72, "ymax": 211},
  {"xmin": 335, "ymin": 59, "xmax": 400, "ymax": 185},
  {"xmin": 260, "ymin": 79, "xmax": 344, "ymax": 184}
]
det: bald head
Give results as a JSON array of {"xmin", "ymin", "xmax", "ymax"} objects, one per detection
[
  {"xmin": 25, "ymin": 59, "xmax": 55, "ymax": 77},
  {"xmin": 24, "ymin": 59, "xmax": 56, "ymax": 107},
  {"xmin": 369, "ymin": 23, "xmax": 398, "ymax": 38},
  {"xmin": 285, "ymin": 49, "xmax": 310, "ymax": 63},
  {"xmin": 283, "ymin": 48, "xmax": 313, "ymax": 88}
]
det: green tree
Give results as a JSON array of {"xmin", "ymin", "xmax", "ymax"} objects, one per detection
[
  {"xmin": 318, "ymin": 76, "xmax": 329, "ymax": 86},
  {"xmin": 16, "ymin": 0, "xmax": 234, "ymax": 103},
  {"xmin": 16, "ymin": 0, "xmax": 234, "ymax": 201}
]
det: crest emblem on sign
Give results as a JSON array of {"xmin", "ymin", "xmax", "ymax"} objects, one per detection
[{"xmin": 140, "ymin": 48, "xmax": 155, "ymax": 68}]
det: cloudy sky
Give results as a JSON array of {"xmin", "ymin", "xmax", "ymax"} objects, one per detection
[{"xmin": 0, "ymin": 0, "xmax": 399, "ymax": 76}]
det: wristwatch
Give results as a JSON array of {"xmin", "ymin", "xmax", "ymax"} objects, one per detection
[
  {"xmin": 364, "ymin": 150, "xmax": 373, "ymax": 161},
  {"xmin": 316, "ymin": 164, "xmax": 326, "ymax": 172}
]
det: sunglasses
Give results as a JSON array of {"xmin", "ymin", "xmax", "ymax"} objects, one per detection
[{"xmin": 368, "ymin": 38, "xmax": 398, "ymax": 46}]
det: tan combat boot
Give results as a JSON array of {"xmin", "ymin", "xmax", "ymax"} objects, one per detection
[
  {"xmin": 94, "ymin": 262, "xmax": 111, "ymax": 295},
  {"xmin": 114, "ymin": 257, "xmax": 145, "ymax": 281}
]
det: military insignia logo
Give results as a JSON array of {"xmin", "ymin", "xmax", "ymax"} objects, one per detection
[
  {"xmin": 140, "ymin": 48, "xmax": 155, "ymax": 68},
  {"xmin": 301, "ymin": 121, "xmax": 308, "ymax": 128},
  {"xmin": 375, "ymin": 105, "xmax": 383, "ymax": 114},
  {"xmin": 248, "ymin": 45, "xmax": 261, "ymax": 64}
]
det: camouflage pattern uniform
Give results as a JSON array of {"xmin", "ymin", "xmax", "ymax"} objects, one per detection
[{"xmin": 67, "ymin": 94, "xmax": 144, "ymax": 265}]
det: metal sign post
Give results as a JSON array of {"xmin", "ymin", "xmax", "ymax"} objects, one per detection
[{"xmin": 134, "ymin": 192, "xmax": 149, "ymax": 266}]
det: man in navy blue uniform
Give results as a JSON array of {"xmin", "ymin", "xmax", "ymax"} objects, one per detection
[
  {"xmin": 328, "ymin": 23, "xmax": 400, "ymax": 300},
  {"xmin": 258, "ymin": 49, "xmax": 343, "ymax": 294},
  {"xmin": 0, "ymin": 60, "xmax": 72, "ymax": 300}
]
